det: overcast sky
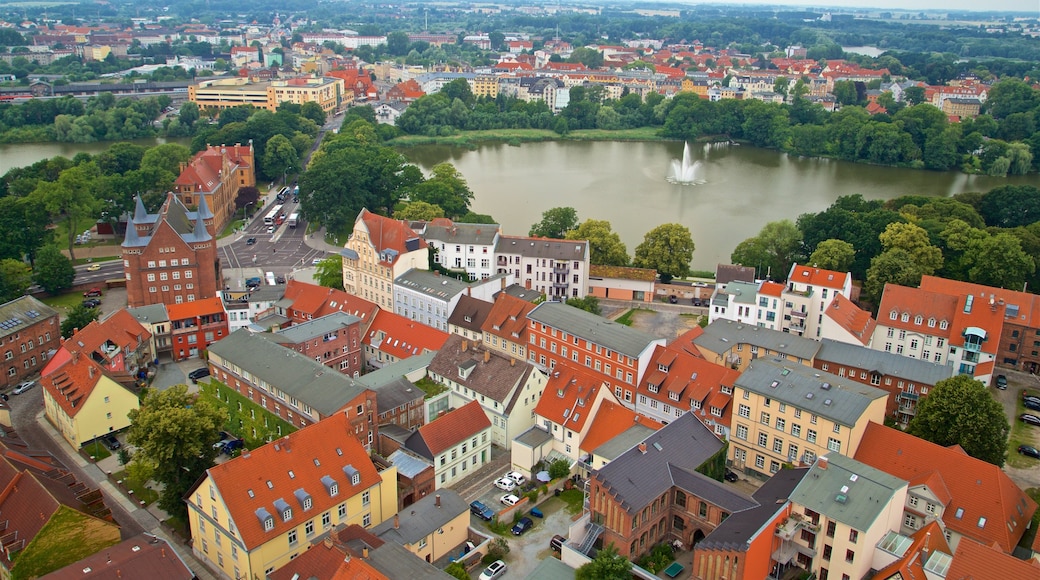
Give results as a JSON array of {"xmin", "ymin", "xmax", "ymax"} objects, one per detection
[{"xmin": 692, "ymin": 0, "xmax": 1037, "ymax": 12}]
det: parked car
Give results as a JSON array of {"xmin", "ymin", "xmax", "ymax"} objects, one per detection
[
  {"xmin": 1018, "ymin": 445, "xmax": 1040, "ymax": 459},
  {"xmin": 995, "ymin": 375, "xmax": 1008, "ymax": 389},
  {"xmin": 83, "ymin": 288, "xmax": 103, "ymax": 297},
  {"xmin": 724, "ymin": 469, "xmax": 739, "ymax": 482},
  {"xmin": 245, "ymin": 277, "xmax": 262, "ymax": 288},
  {"xmin": 692, "ymin": 298, "xmax": 703, "ymax": 307},
  {"xmin": 1025, "ymin": 399, "xmax": 1040, "ymax": 412},
  {"xmin": 312, "ymin": 257, "xmax": 324, "ymax": 265},
  {"xmin": 494, "ymin": 477, "xmax": 516, "ymax": 492},
  {"xmin": 511, "ymin": 516, "xmax": 533, "ymax": 535},
  {"xmin": 668, "ymin": 295, "xmax": 678, "ymax": 304},
  {"xmin": 11, "ymin": 381, "xmax": 35, "ymax": 395},
  {"xmin": 479, "ymin": 560, "xmax": 507, "ymax": 580},
  {"xmin": 82, "ymin": 299, "xmax": 101, "ymax": 308},
  {"xmin": 86, "ymin": 263, "xmax": 101, "ymax": 272},
  {"xmin": 500, "ymin": 494, "xmax": 520, "ymax": 507},
  {"xmin": 505, "ymin": 471, "xmax": 526, "ymax": 486},
  {"xmin": 101, "ymin": 434, "xmax": 121, "ymax": 450},
  {"xmin": 246, "ymin": 237, "xmax": 257, "ymax": 245},
  {"xmin": 470, "ymin": 501, "xmax": 495, "ymax": 521},
  {"xmin": 275, "ymin": 275, "xmax": 286, "ymax": 284},
  {"xmin": 1019, "ymin": 413, "xmax": 1040, "ymax": 427},
  {"xmin": 188, "ymin": 368, "xmax": 211, "ymax": 383},
  {"xmin": 550, "ymin": 534, "xmax": 567, "ymax": 552},
  {"xmin": 1024, "ymin": 395, "xmax": 1040, "ymax": 406},
  {"xmin": 221, "ymin": 438, "xmax": 244, "ymax": 454}
]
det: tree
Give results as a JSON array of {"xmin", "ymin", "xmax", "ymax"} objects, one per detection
[
  {"xmin": 444, "ymin": 562, "xmax": 469, "ymax": 580},
  {"xmin": 576, "ymin": 544, "xmax": 632, "ymax": 580},
  {"xmin": 411, "ymin": 163, "xmax": 474, "ymax": 219},
  {"xmin": 127, "ymin": 385, "xmax": 226, "ymax": 517},
  {"xmin": 634, "ymin": 224, "xmax": 695, "ymax": 283},
  {"xmin": 32, "ymin": 162, "xmax": 100, "ymax": 262},
  {"xmin": 60, "ymin": 303, "xmax": 101, "ymax": 338},
  {"xmin": 529, "ymin": 207, "xmax": 579, "ymax": 239},
  {"xmin": 566, "ymin": 220, "xmax": 628, "ymax": 266},
  {"xmin": 566, "ymin": 296, "xmax": 601, "ymax": 315},
  {"xmin": 33, "ymin": 246, "xmax": 75, "ymax": 294},
  {"xmin": 178, "ymin": 101, "xmax": 199, "ymax": 130},
  {"xmin": 548, "ymin": 458, "xmax": 570, "ymax": 479},
  {"xmin": 263, "ymin": 134, "xmax": 300, "ymax": 185},
  {"xmin": 965, "ymin": 232, "xmax": 1036, "ymax": 290},
  {"xmin": 730, "ymin": 220, "xmax": 803, "ymax": 281},
  {"xmin": 458, "ymin": 211, "xmax": 497, "ymax": 224},
  {"xmin": 808, "ymin": 239, "xmax": 855, "ymax": 272},
  {"xmin": 903, "ymin": 86, "xmax": 926, "ymax": 106},
  {"xmin": 878, "ymin": 222, "xmax": 943, "ymax": 275},
  {"xmin": 234, "ymin": 186, "xmax": 261, "ymax": 216},
  {"xmin": 907, "ymin": 375, "xmax": 1010, "ymax": 467},
  {"xmin": 832, "ymin": 80, "xmax": 860, "ymax": 106},
  {"xmin": 386, "ymin": 31, "xmax": 410, "ymax": 56},
  {"xmin": 0, "ymin": 259, "xmax": 32, "ymax": 302},
  {"xmin": 979, "ymin": 185, "xmax": 1040, "ymax": 229},
  {"xmin": 396, "ymin": 201, "xmax": 445, "ymax": 221},
  {"xmin": 314, "ymin": 255, "xmax": 345, "ymax": 291},
  {"xmin": 864, "ymin": 249, "xmax": 924, "ymax": 303}
]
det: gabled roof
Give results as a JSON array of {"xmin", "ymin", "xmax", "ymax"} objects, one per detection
[
  {"xmin": 41, "ymin": 349, "xmax": 128, "ymax": 418},
  {"xmin": 534, "ymin": 363, "xmax": 606, "ymax": 433},
  {"xmin": 481, "ymin": 293, "xmax": 536, "ymax": 344},
  {"xmin": 201, "ymin": 413, "xmax": 381, "ymax": 551},
  {"xmin": 790, "ymin": 454, "xmax": 907, "ymax": 532},
  {"xmin": 371, "ymin": 490, "xmax": 467, "ymax": 546},
  {"xmin": 268, "ymin": 536, "xmax": 389, "ymax": 580},
  {"xmin": 0, "ymin": 295, "xmax": 58, "ymax": 339},
  {"xmin": 395, "ymin": 269, "xmax": 471, "ymax": 302},
  {"xmin": 871, "ymin": 521, "xmax": 951, "ymax": 580},
  {"xmin": 41, "ymin": 534, "xmax": 195, "ymax": 580},
  {"xmin": 447, "ymin": 295, "xmax": 493, "ymax": 334},
  {"xmin": 165, "ymin": 296, "xmax": 224, "ymax": 321},
  {"xmin": 640, "ymin": 344, "xmax": 740, "ymax": 413},
  {"xmin": 815, "ymin": 339, "xmax": 952, "ymax": 386},
  {"xmin": 0, "ymin": 470, "xmax": 60, "ymax": 566},
  {"xmin": 127, "ymin": 303, "xmax": 170, "ymax": 325},
  {"xmin": 427, "ymin": 335, "xmax": 534, "ymax": 412},
  {"xmin": 788, "ymin": 264, "xmax": 850, "ymax": 289},
  {"xmin": 173, "ymin": 144, "xmax": 252, "ymax": 192},
  {"xmin": 528, "ymin": 301, "xmax": 662, "ymax": 358},
  {"xmin": 918, "ymin": 274, "xmax": 1040, "ymax": 333},
  {"xmin": 281, "ymin": 280, "xmax": 378, "ymax": 324},
  {"xmin": 580, "ymin": 400, "xmax": 659, "ymax": 455},
  {"xmin": 355, "ymin": 209, "xmax": 428, "ymax": 265},
  {"xmin": 697, "ymin": 468, "xmax": 808, "ymax": 552},
  {"xmin": 408, "ymin": 400, "xmax": 490, "ymax": 459},
  {"xmin": 946, "ymin": 536, "xmax": 1040, "ymax": 579},
  {"xmin": 823, "ymin": 294, "xmax": 876, "ymax": 345},
  {"xmin": 365, "ymin": 310, "xmax": 449, "ymax": 360},
  {"xmin": 65, "ymin": 309, "xmax": 150, "ymax": 368},
  {"xmin": 495, "ymin": 235, "xmax": 588, "ymax": 261},
  {"xmin": 879, "ymin": 282, "xmax": 1007, "ymax": 352},
  {"xmin": 715, "ymin": 264, "xmax": 755, "ymax": 286},
  {"xmin": 854, "ymin": 422, "xmax": 1036, "ymax": 553},
  {"xmin": 274, "ymin": 311, "xmax": 360, "ymax": 343},
  {"xmin": 421, "ymin": 219, "xmax": 500, "ymax": 246},
  {"xmin": 695, "ymin": 319, "xmax": 821, "ymax": 362}
]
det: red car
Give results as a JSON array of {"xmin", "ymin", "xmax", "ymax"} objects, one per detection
[{"xmin": 83, "ymin": 288, "xmax": 102, "ymax": 297}]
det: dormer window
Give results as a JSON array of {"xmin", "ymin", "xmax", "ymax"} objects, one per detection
[
  {"xmin": 648, "ymin": 383, "xmax": 659, "ymax": 394},
  {"xmin": 578, "ymin": 398, "xmax": 585, "ymax": 407},
  {"xmin": 939, "ymin": 320, "xmax": 948, "ymax": 330},
  {"xmin": 914, "ymin": 315, "xmax": 923, "ymax": 325},
  {"xmin": 890, "ymin": 310, "xmax": 898, "ymax": 320},
  {"xmin": 658, "ymin": 363, "xmax": 669, "ymax": 372},
  {"xmin": 928, "ymin": 317, "xmax": 936, "ymax": 328},
  {"xmin": 344, "ymin": 465, "xmax": 361, "ymax": 486},
  {"xmin": 256, "ymin": 507, "xmax": 275, "ymax": 531},
  {"xmin": 669, "ymin": 392, "xmax": 680, "ymax": 402},
  {"xmin": 901, "ymin": 313, "xmax": 910, "ymax": 322},
  {"xmin": 274, "ymin": 498, "xmax": 292, "ymax": 522},
  {"xmin": 321, "ymin": 475, "xmax": 339, "ymax": 497}
]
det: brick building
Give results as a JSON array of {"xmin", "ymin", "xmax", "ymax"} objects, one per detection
[
  {"xmin": 0, "ymin": 295, "xmax": 60, "ymax": 391},
  {"xmin": 166, "ymin": 297, "xmax": 228, "ymax": 361},
  {"xmin": 270, "ymin": 312, "xmax": 363, "ymax": 377},
  {"xmin": 122, "ymin": 193, "xmax": 221, "ymax": 309},
  {"xmin": 173, "ymin": 143, "xmax": 255, "ymax": 234}
]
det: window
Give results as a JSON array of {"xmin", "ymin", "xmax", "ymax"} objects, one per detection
[
  {"xmin": 305, "ymin": 521, "xmax": 314, "ymax": 536},
  {"xmin": 827, "ymin": 438, "xmax": 841, "ymax": 453},
  {"xmin": 845, "ymin": 549, "xmax": 855, "ymax": 563},
  {"xmin": 849, "ymin": 529, "xmax": 858, "ymax": 544},
  {"xmin": 755, "ymin": 455, "xmax": 765, "ymax": 468},
  {"xmin": 735, "ymin": 425, "xmax": 748, "ymax": 440},
  {"xmin": 760, "ymin": 412, "xmax": 770, "ymax": 425},
  {"xmin": 773, "ymin": 438, "xmax": 783, "ymax": 453},
  {"xmin": 776, "ymin": 418, "xmax": 786, "ymax": 432},
  {"xmin": 288, "ymin": 530, "xmax": 298, "ymax": 546},
  {"xmin": 826, "ymin": 520, "xmax": 836, "ymax": 537},
  {"xmin": 758, "ymin": 433, "xmax": 768, "ymax": 447},
  {"xmin": 363, "ymin": 513, "xmax": 371, "ymax": 527},
  {"xmin": 322, "ymin": 512, "xmax": 331, "ymax": 529},
  {"xmin": 807, "ymin": 429, "xmax": 817, "ymax": 444},
  {"xmin": 362, "ymin": 491, "xmax": 370, "ymax": 506},
  {"xmin": 823, "ymin": 544, "xmax": 832, "ymax": 561},
  {"xmin": 738, "ymin": 404, "xmax": 750, "ymax": 418},
  {"xmin": 792, "ymin": 424, "xmax": 801, "ymax": 438}
]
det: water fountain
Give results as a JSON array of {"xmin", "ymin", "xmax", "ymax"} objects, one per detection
[{"xmin": 667, "ymin": 141, "xmax": 704, "ymax": 184}]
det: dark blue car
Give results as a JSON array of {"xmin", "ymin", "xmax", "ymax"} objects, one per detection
[
  {"xmin": 470, "ymin": 501, "xmax": 495, "ymax": 521},
  {"xmin": 512, "ymin": 516, "xmax": 533, "ymax": 536}
]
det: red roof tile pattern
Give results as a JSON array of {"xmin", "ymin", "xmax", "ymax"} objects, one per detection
[
  {"xmin": 0, "ymin": 471, "xmax": 60, "ymax": 566},
  {"xmin": 580, "ymin": 400, "xmax": 659, "ymax": 454},
  {"xmin": 534, "ymin": 362, "xmax": 606, "ymax": 433},
  {"xmin": 918, "ymin": 275, "xmax": 1040, "ymax": 329},
  {"xmin": 282, "ymin": 280, "xmax": 378, "ymax": 324},
  {"xmin": 854, "ymin": 423, "xmax": 1036, "ymax": 553},
  {"xmin": 788, "ymin": 264, "xmax": 850, "ymax": 289},
  {"xmin": 173, "ymin": 145, "xmax": 252, "ymax": 191},
  {"xmin": 481, "ymin": 293, "xmax": 536, "ymax": 345},
  {"xmin": 640, "ymin": 344, "xmax": 739, "ymax": 418},
  {"xmin": 824, "ymin": 294, "xmax": 876, "ymax": 346},
  {"xmin": 364, "ymin": 310, "xmax": 449, "ymax": 360},
  {"xmin": 357, "ymin": 209, "xmax": 428, "ymax": 266},
  {"xmin": 41, "ymin": 534, "xmax": 195, "ymax": 580},
  {"xmin": 759, "ymin": 281, "xmax": 785, "ymax": 297},
  {"xmin": 878, "ymin": 282, "xmax": 1006, "ymax": 352},
  {"xmin": 417, "ymin": 400, "xmax": 490, "ymax": 456},
  {"xmin": 269, "ymin": 538, "xmax": 388, "ymax": 580},
  {"xmin": 947, "ymin": 537, "xmax": 1040, "ymax": 579},
  {"xmin": 40, "ymin": 349, "xmax": 113, "ymax": 419},
  {"xmin": 870, "ymin": 521, "xmax": 950, "ymax": 580},
  {"xmin": 202, "ymin": 413, "xmax": 381, "ymax": 551},
  {"xmin": 63, "ymin": 309, "xmax": 150, "ymax": 373},
  {"xmin": 165, "ymin": 296, "xmax": 224, "ymax": 322}
]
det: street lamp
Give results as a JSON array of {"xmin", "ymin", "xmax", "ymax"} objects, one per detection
[{"xmin": 245, "ymin": 201, "xmax": 254, "ymax": 221}]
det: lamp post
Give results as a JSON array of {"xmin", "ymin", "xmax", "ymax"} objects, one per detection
[{"xmin": 245, "ymin": 201, "xmax": 254, "ymax": 221}]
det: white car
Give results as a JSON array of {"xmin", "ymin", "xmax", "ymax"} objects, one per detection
[
  {"xmin": 267, "ymin": 226, "xmax": 276, "ymax": 234},
  {"xmin": 506, "ymin": 471, "xmax": 526, "ymax": 486},
  {"xmin": 500, "ymin": 494, "xmax": 520, "ymax": 507},
  {"xmin": 479, "ymin": 560, "xmax": 507, "ymax": 580},
  {"xmin": 12, "ymin": 381, "xmax": 35, "ymax": 395},
  {"xmin": 494, "ymin": 477, "xmax": 516, "ymax": 492},
  {"xmin": 312, "ymin": 257, "xmax": 323, "ymax": 265}
]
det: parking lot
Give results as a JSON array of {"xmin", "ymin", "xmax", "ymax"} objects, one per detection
[
  {"xmin": 469, "ymin": 493, "xmax": 574, "ymax": 580},
  {"xmin": 997, "ymin": 369, "xmax": 1040, "ymax": 490}
]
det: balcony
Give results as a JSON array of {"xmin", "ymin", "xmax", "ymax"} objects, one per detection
[
  {"xmin": 775, "ymin": 514, "xmax": 815, "ymax": 541},
  {"xmin": 898, "ymin": 392, "xmax": 919, "ymax": 402},
  {"xmin": 553, "ymin": 281, "xmax": 568, "ymax": 289},
  {"xmin": 898, "ymin": 405, "xmax": 916, "ymax": 415},
  {"xmin": 789, "ymin": 310, "xmax": 807, "ymax": 319},
  {"xmin": 553, "ymin": 265, "xmax": 570, "ymax": 274}
]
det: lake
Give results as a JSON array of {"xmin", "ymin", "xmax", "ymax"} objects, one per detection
[
  {"xmin": 0, "ymin": 137, "xmax": 191, "ymax": 175},
  {"xmin": 400, "ymin": 141, "xmax": 1040, "ymax": 270}
]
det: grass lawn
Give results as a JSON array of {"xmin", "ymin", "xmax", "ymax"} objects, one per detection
[
  {"xmin": 414, "ymin": 376, "xmax": 449, "ymax": 398},
  {"xmin": 558, "ymin": 488, "xmax": 584, "ymax": 515},
  {"xmin": 614, "ymin": 308, "xmax": 652, "ymax": 327},
  {"xmin": 10, "ymin": 505, "xmax": 121, "ymax": 579},
  {"xmin": 113, "ymin": 469, "xmax": 159, "ymax": 506},
  {"xmin": 82, "ymin": 440, "xmax": 111, "ymax": 461},
  {"xmin": 38, "ymin": 291, "xmax": 89, "ymax": 316},
  {"xmin": 221, "ymin": 216, "xmax": 245, "ymax": 238},
  {"xmin": 1006, "ymin": 389, "xmax": 1039, "ymax": 468},
  {"xmin": 1021, "ymin": 488, "xmax": 1040, "ymax": 550}
]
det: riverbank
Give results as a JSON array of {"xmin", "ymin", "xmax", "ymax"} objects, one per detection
[{"xmin": 387, "ymin": 126, "xmax": 675, "ymax": 148}]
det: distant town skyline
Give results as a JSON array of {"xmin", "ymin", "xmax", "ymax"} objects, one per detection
[{"xmin": 689, "ymin": 0, "xmax": 1035, "ymax": 13}]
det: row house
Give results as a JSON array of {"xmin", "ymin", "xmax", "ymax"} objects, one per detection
[
  {"xmin": 855, "ymin": 422, "xmax": 1036, "ymax": 555},
  {"xmin": 127, "ymin": 303, "xmax": 172, "ymax": 363},
  {"xmin": 402, "ymin": 400, "xmax": 492, "ymax": 488},
  {"xmin": 270, "ymin": 312, "xmax": 364, "ymax": 378},
  {"xmin": 362, "ymin": 310, "xmax": 449, "ymax": 370},
  {"xmin": 206, "ymin": 329, "xmax": 378, "ymax": 448},
  {"xmin": 123, "ymin": 193, "xmax": 221, "ymax": 309},
  {"xmin": 64, "ymin": 309, "xmax": 153, "ymax": 381},
  {"xmin": 372, "ymin": 490, "xmax": 471, "ymax": 565},
  {"xmin": 186, "ymin": 413, "xmax": 397, "ymax": 580},
  {"xmin": 447, "ymin": 295, "xmax": 494, "ymax": 343},
  {"xmin": 0, "ymin": 295, "xmax": 60, "ymax": 390},
  {"xmin": 728, "ymin": 360, "xmax": 888, "ymax": 480},
  {"xmin": 166, "ymin": 297, "xmax": 228, "ymax": 361},
  {"xmin": 420, "ymin": 218, "xmax": 501, "ymax": 281},
  {"xmin": 495, "ymin": 235, "xmax": 589, "ymax": 300},
  {"xmin": 427, "ymin": 335, "xmax": 545, "ymax": 448},
  {"xmin": 173, "ymin": 143, "xmax": 256, "ymax": 234},
  {"xmin": 813, "ymin": 338, "xmax": 952, "ymax": 426},
  {"xmin": 367, "ymin": 376, "xmax": 425, "ymax": 432},
  {"xmin": 274, "ymin": 280, "xmax": 379, "ymax": 336},
  {"xmin": 871, "ymin": 281, "xmax": 1004, "ymax": 383},
  {"xmin": 691, "ymin": 319, "xmax": 822, "ymax": 373},
  {"xmin": 342, "ymin": 209, "xmax": 430, "ymax": 311},
  {"xmin": 526, "ymin": 301, "xmax": 665, "ymax": 407},
  {"xmin": 782, "ymin": 264, "xmax": 853, "ymax": 339},
  {"xmin": 708, "ymin": 280, "xmax": 785, "ymax": 330},
  {"xmin": 224, "ymin": 284, "xmax": 285, "ymax": 333},
  {"xmin": 481, "ymin": 292, "xmax": 537, "ymax": 361},
  {"xmin": 818, "ymin": 294, "xmax": 876, "ymax": 347},
  {"xmin": 393, "ymin": 269, "xmax": 510, "ymax": 332},
  {"xmin": 529, "ymin": 362, "xmax": 619, "ymax": 465}
]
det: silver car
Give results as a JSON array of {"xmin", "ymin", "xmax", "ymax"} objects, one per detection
[
  {"xmin": 479, "ymin": 560, "xmax": 507, "ymax": 580},
  {"xmin": 12, "ymin": 381, "xmax": 35, "ymax": 395}
]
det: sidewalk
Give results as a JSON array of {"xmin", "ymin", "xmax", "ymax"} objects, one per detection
[{"xmin": 35, "ymin": 411, "xmax": 220, "ymax": 580}]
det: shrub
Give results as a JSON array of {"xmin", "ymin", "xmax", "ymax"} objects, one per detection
[{"xmin": 548, "ymin": 458, "xmax": 570, "ymax": 479}]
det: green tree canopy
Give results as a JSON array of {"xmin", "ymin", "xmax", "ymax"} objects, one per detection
[
  {"xmin": 395, "ymin": 201, "xmax": 445, "ymax": 221},
  {"xmin": 127, "ymin": 385, "xmax": 226, "ymax": 517},
  {"xmin": 566, "ymin": 296, "xmax": 601, "ymax": 315},
  {"xmin": 965, "ymin": 232, "xmax": 1036, "ymax": 290},
  {"xmin": 576, "ymin": 544, "xmax": 632, "ymax": 580},
  {"xmin": 314, "ymin": 255, "xmax": 345, "ymax": 291},
  {"xmin": 32, "ymin": 162, "xmax": 100, "ymax": 262},
  {"xmin": 529, "ymin": 207, "xmax": 579, "ymax": 239},
  {"xmin": 60, "ymin": 303, "xmax": 101, "ymax": 339},
  {"xmin": 730, "ymin": 220, "xmax": 803, "ymax": 281},
  {"xmin": 410, "ymin": 163, "xmax": 473, "ymax": 219},
  {"xmin": 807, "ymin": 239, "xmax": 855, "ymax": 272},
  {"xmin": 262, "ymin": 134, "xmax": 300, "ymax": 184},
  {"xmin": 978, "ymin": 185, "xmax": 1040, "ymax": 229},
  {"xmin": 566, "ymin": 219, "xmax": 628, "ymax": 266},
  {"xmin": 907, "ymin": 375, "xmax": 1010, "ymax": 467},
  {"xmin": 633, "ymin": 223, "xmax": 695, "ymax": 283},
  {"xmin": 0, "ymin": 259, "xmax": 32, "ymax": 303},
  {"xmin": 33, "ymin": 246, "xmax": 75, "ymax": 294}
]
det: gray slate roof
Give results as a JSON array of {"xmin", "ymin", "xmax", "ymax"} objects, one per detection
[
  {"xmin": 0, "ymin": 295, "xmax": 58, "ymax": 339},
  {"xmin": 395, "ymin": 269, "xmax": 471, "ymax": 301},
  {"xmin": 247, "ymin": 284, "xmax": 287, "ymax": 303},
  {"xmin": 495, "ymin": 235, "xmax": 588, "ymax": 261},
  {"xmin": 371, "ymin": 376, "xmax": 424, "ymax": 413},
  {"xmin": 523, "ymin": 557, "xmax": 576, "ymax": 580},
  {"xmin": 367, "ymin": 540, "xmax": 454, "ymax": 579},
  {"xmin": 592, "ymin": 413, "xmax": 726, "ymax": 514},
  {"xmin": 735, "ymin": 359, "xmax": 888, "ymax": 428},
  {"xmin": 790, "ymin": 454, "xmax": 906, "ymax": 532},
  {"xmin": 355, "ymin": 351, "xmax": 436, "ymax": 389},
  {"xmin": 371, "ymin": 490, "xmax": 468, "ymax": 546},
  {"xmin": 207, "ymin": 329, "xmax": 368, "ymax": 417},
  {"xmin": 722, "ymin": 280, "xmax": 759, "ymax": 305},
  {"xmin": 669, "ymin": 465, "xmax": 758, "ymax": 512},
  {"xmin": 379, "ymin": 424, "xmax": 413, "ymax": 446},
  {"xmin": 514, "ymin": 425, "xmax": 553, "ymax": 448},
  {"xmin": 698, "ymin": 468, "xmax": 809, "ymax": 551},
  {"xmin": 274, "ymin": 312, "xmax": 360, "ymax": 343},
  {"xmin": 528, "ymin": 301, "xmax": 661, "ymax": 358},
  {"xmin": 590, "ymin": 424, "xmax": 658, "ymax": 463},
  {"xmin": 127, "ymin": 303, "xmax": 169, "ymax": 325},
  {"xmin": 815, "ymin": 339, "xmax": 953, "ymax": 385},
  {"xmin": 422, "ymin": 221, "xmax": 500, "ymax": 246},
  {"xmin": 447, "ymin": 295, "xmax": 494, "ymax": 334},
  {"xmin": 427, "ymin": 334, "xmax": 534, "ymax": 413},
  {"xmin": 695, "ymin": 319, "xmax": 821, "ymax": 362},
  {"xmin": 497, "ymin": 284, "xmax": 542, "ymax": 303}
]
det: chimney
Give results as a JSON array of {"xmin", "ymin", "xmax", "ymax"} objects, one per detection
[
  {"xmin": 818, "ymin": 456, "xmax": 828, "ymax": 470},
  {"xmin": 435, "ymin": 494, "xmax": 441, "ymax": 508},
  {"xmin": 510, "ymin": 358, "xmax": 515, "ymax": 367},
  {"xmin": 638, "ymin": 443, "xmax": 647, "ymax": 454},
  {"xmin": 89, "ymin": 366, "xmax": 95, "ymax": 379},
  {"xmin": 393, "ymin": 514, "xmax": 399, "ymax": 529},
  {"xmin": 72, "ymin": 350, "xmax": 80, "ymax": 364},
  {"xmin": 462, "ymin": 340, "xmax": 468, "ymax": 352},
  {"xmin": 484, "ymin": 350, "xmax": 490, "ymax": 363},
  {"xmin": 362, "ymin": 546, "xmax": 369, "ymax": 559}
]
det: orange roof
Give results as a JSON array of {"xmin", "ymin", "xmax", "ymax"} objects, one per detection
[
  {"xmin": 481, "ymin": 293, "xmax": 536, "ymax": 344},
  {"xmin": 202, "ymin": 413, "xmax": 381, "ymax": 551},
  {"xmin": 759, "ymin": 281, "xmax": 784, "ymax": 297},
  {"xmin": 165, "ymin": 296, "xmax": 224, "ymax": 322},
  {"xmin": 63, "ymin": 309, "xmax": 150, "ymax": 373},
  {"xmin": 173, "ymin": 145, "xmax": 252, "ymax": 189},
  {"xmin": 854, "ymin": 423, "xmax": 1036, "ymax": 553},
  {"xmin": 918, "ymin": 275, "xmax": 1040, "ymax": 329},
  {"xmin": 580, "ymin": 400, "xmax": 659, "ymax": 453},
  {"xmin": 282, "ymin": 280, "xmax": 378, "ymax": 324},
  {"xmin": 788, "ymin": 264, "xmax": 849, "ymax": 289},
  {"xmin": 0, "ymin": 471, "xmax": 60, "ymax": 568},
  {"xmin": 357, "ymin": 209, "xmax": 428, "ymax": 266},
  {"xmin": 639, "ymin": 344, "xmax": 739, "ymax": 412},
  {"xmin": 823, "ymin": 294, "xmax": 876, "ymax": 346},
  {"xmin": 269, "ymin": 536, "xmax": 388, "ymax": 580},
  {"xmin": 40, "ymin": 349, "xmax": 110, "ymax": 419},
  {"xmin": 870, "ymin": 520, "xmax": 950, "ymax": 580},
  {"xmin": 364, "ymin": 310, "xmax": 448, "ymax": 360},
  {"xmin": 947, "ymin": 537, "xmax": 1040, "ymax": 578},
  {"xmin": 534, "ymin": 362, "xmax": 606, "ymax": 433},
  {"xmin": 417, "ymin": 400, "xmax": 490, "ymax": 456},
  {"xmin": 880, "ymin": 281, "xmax": 1007, "ymax": 353},
  {"xmin": 876, "ymin": 284, "xmax": 958, "ymax": 339}
]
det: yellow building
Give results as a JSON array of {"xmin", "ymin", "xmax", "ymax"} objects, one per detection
[
  {"xmin": 371, "ymin": 490, "xmax": 470, "ymax": 564},
  {"xmin": 189, "ymin": 76, "xmax": 346, "ymax": 113},
  {"xmin": 186, "ymin": 413, "xmax": 398, "ymax": 580},
  {"xmin": 40, "ymin": 349, "xmax": 140, "ymax": 449},
  {"xmin": 342, "ymin": 209, "xmax": 429, "ymax": 311},
  {"xmin": 691, "ymin": 319, "xmax": 822, "ymax": 373},
  {"xmin": 728, "ymin": 360, "xmax": 887, "ymax": 480},
  {"xmin": 473, "ymin": 74, "xmax": 501, "ymax": 98}
]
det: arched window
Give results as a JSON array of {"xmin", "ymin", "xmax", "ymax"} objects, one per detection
[{"xmin": 914, "ymin": 315, "xmax": 923, "ymax": 325}]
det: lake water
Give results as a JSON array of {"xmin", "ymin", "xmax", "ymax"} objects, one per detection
[
  {"xmin": 400, "ymin": 141, "xmax": 1040, "ymax": 270},
  {"xmin": 0, "ymin": 137, "xmax": 191, "ymax": 175}
]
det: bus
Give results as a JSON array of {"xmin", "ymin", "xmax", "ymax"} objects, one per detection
[
  {"xmin": 265, "ymin": 271, "xmax": 276, "ymax": 286},
  {"xmin": 287, "ymin": 212, "xmax": 299, "ymax": 228},
  {"xmin": 263, "ymin": 204, "xmax": 283, "ymax": 226}
]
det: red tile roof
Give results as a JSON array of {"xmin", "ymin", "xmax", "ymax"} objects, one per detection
[
  {"xmin": 870, "ymin": 520, "xmax": 950, "ymax": 580},
  {"xmin": 534, "ymin": 362, "xmax": 606, "ymax": 433},
  {"xmin": 918, "ymin": 275, "xmax": 1040, "ymax": 329},
  {"xmin": 481, "ymin": 293, "xmax": 536, "ymax": 345},
  {"xmin": 201, "ymin": 413, "xmax": 381, "ymax": 551},
  {"xmin": 788, "ymin": 264, "xmax": 850, "ymax": 289},
  {"xmin": 580, "ymin": 400, "xmax": 659, "ymax": 454},
  {"xmin": 823, "ymin": 294, "xmax": 876, "ymax": 346},
  {"xmin": 875, "ymin": 284, "xmax": 958, "ymax": 339},
  {"xmin": 63, "ymin": 309, "xmax": 150, "ymax": 373},
  {"xmin": 357, "ymin": 209, "xmax": 428, "ymax": 266},
  {"xmin": 40, "ymin": 349, "xmax": 112, "ymax": 419},
  {"xmin": 282, "ymin": 280, "xmax": 378, "ymax": 325},
  {"xmin": 165, "ymin": 296, "xmax": 224, "ymax": 322},
  {"xmin": 41, "ymin": 533, "xmax": 195, "ymax": 580},
  {"xmin": 854, "ymin": 423, "xmax": 1036, "ymax": 553},
  {"xmin": 639, "ymin": 345, "xmax": 740, "ymax": 416},
  {"xmin": 759, "ymin": 281, "xmax": 784, "ymax": 297},
  {"xmin": 0, "ymin": 470, "xmax": 59, "ymax": 567},
  {"xmin": 879, "ymin": 281, "xmax": 1007, "ymax": 353},
  {"xmin": 364, "ymin": 310, "xmax": 449, "ymax": 360},
  {"xmin": 269, "ymin": 537, "xmax": 388, "ymax": 580},
  {"xmin": 947, "ymin": 536, "xmax": 1040, "ymax": 578},
  {"xmin": 173, "ymin": 145, "xmax": 252, "ymax": 190},
  {"xmin": 417, "ymin": 400, "xmax": 490, "ymax": 456}
]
